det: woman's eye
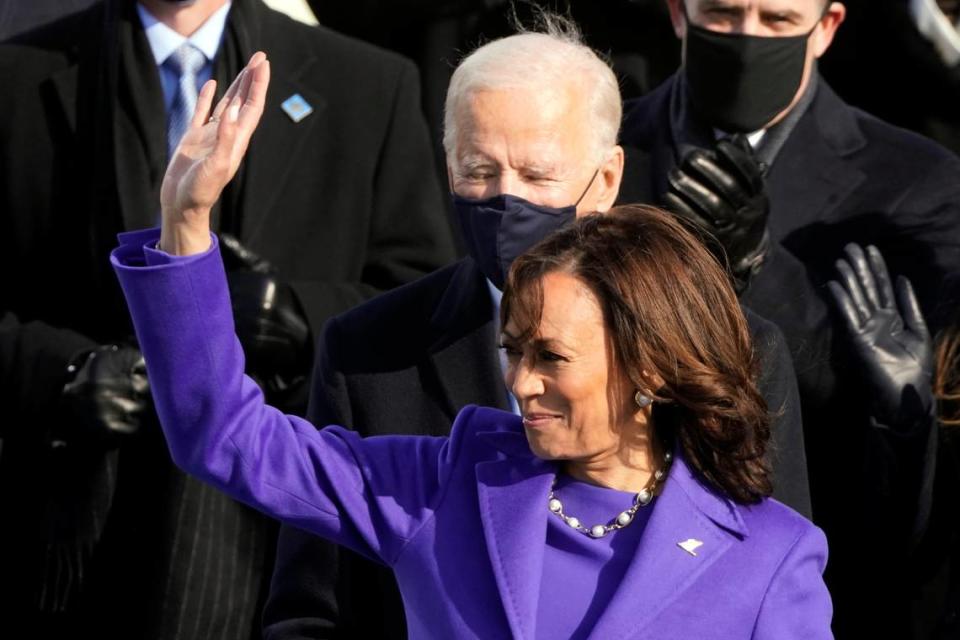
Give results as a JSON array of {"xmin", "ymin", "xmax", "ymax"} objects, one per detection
[{"xmin": 499, "ymin": 345, "xmax": 521, "ymax": 358}]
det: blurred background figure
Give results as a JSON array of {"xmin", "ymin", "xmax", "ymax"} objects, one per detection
[
  {"xmin": 0, "ymin": 0, "xmax": 454, "ymax": 637},
  {"xmin": 820, "ymin": 0, "xmax": 960, "ymax": 156},
  {"xmin": 0, "ymin": 0, "xmax": 317, "ymax": 38},
  {"xmin": 828, "ymin": 246, "xmax": 960, "ymax": 639}
]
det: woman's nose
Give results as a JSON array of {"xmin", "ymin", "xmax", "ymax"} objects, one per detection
[{"xmin": 510, "ymin": 358, "xmax": 544, "ymax": 400}]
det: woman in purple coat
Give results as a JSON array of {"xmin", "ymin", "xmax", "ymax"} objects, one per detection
[{"xmin": 111, "ymin": 53, "xmax": 832, "ymax": 638}]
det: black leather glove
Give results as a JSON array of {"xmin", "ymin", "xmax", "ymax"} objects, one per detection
[
  {"xmin": 220, "ymin": 234, "xmax": 311, "ymax": 392},
  {"xmin": 58, "ymin": 344, "xmax": 151, "ymax": 448},
  {"xmin": 664, "ymin": 134, "xmax": 770, "ymax": 293},
  {"xmin": 827, "ymin": 243, "xmax": 934, "ymax": 428}
]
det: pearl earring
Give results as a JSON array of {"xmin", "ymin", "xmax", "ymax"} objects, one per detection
[{"xmin": 634, "ymin": 390, "xmax": 652, "ymax": 409}]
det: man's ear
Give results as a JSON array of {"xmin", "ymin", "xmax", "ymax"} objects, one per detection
[
  {"xmin": 593, "ymin": 146, "xmax": 625, "ymax": 213},
  {"xmin": 667, "ymin": 0, "xmax": 687, "ymax": 39},
  {"xmin": 811, "ymin": 2, "xmax": 846, "ymax": 58}
]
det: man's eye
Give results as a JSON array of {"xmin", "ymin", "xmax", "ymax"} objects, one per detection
[
  {"xmin": 539, "ymin": 350, "xmax": 564, "ymax": 362},
  {"xmin": 465, "ymin": 169, "xmax": 495, "ymax": 180},
  {"xmin": 523, "ymin": 174, "xmax": 554, "ymax": 183},
  {"xmin": 764, "ymin": 13, "xmax": 794, "ymax": 24}
]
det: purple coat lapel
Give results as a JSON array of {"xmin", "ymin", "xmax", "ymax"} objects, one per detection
[
  {"xmin": 475, "ymin": 430, "xmax": 555, "ymax": 640},
  {"xmin": 474, "ymin": 427, "xmax": 750, "ymax": 640},
  {"xmin": 592, "ymin": 451, "xmax": 748, "ymax": 638}
]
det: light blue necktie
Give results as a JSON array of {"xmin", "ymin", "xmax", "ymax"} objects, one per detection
[{"xmin": 165, "ymin": 43, "xmax": 207, "ymax": 159}]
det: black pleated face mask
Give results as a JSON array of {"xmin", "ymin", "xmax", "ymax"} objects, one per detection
[{"xmin": 682, "ymin": 7, "xmax": 822, "ymax": 133}]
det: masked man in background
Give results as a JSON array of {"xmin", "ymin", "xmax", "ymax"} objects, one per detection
[{"xmin": 617, "ymin": 1, "xmax": 960, "ymax": 636}]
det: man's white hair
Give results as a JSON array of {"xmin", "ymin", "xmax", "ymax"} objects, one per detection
[{"xmin": 442, "ymin": 13, "xmax": 622, "ymax": 165}]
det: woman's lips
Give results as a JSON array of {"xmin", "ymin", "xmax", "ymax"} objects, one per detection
[{"xmin": 522, "ymin": 413, "xmax": 561, "ymax": 428}]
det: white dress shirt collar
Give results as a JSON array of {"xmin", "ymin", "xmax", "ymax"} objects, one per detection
[
  {"xmin": 136, "ymin": 1, "xmax": 232, "ymax": 65},
  {"xmin": 714, "ymin": 128, "xmax": 766, "ymax": 148}
]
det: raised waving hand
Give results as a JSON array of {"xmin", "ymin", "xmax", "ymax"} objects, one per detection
[
  {"xmin": 160, "ymin": 51, "xmax": 270, "ymax": 256},
  {"xmin": 827, "ymin": 243, "xmax": 933, "ymax": 427}
]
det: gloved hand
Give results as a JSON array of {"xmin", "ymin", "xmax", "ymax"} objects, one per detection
[
  {"xmin": 827, "ymin": 243, "xmax": 934, "ymax": 428},
  {"xmin": 58, "ymin": 344, "xmax": 151, "ymax": 448},
  {"xmin": 664, "ymin": 134, "xmax": 770, "ymax": 293},
  {"xmin": 220, "ymin": 233, "xmax": 310, "ymax": 391}
]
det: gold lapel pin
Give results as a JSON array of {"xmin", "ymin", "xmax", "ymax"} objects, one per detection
[{"xmin": 678, "ymin": 538, "xmax": 704, "ymax": 556}]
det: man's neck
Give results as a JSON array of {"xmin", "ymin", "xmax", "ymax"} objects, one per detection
[{"xmin": 139, "ymin": 0, "xmax": 230, "ymax": 37}]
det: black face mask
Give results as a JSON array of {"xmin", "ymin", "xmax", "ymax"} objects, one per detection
[
  {"xmin": 682, "ymin": 7, "xmax": 822, "ymax": 133},
  {"xmin": 452, "ymin": 171, "xmax": 598, "ymax": 289}
]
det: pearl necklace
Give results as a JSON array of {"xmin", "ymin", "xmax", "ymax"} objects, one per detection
[{"xmin": 547, "ymin": 451, "xmax": 672, "ymax": 539}]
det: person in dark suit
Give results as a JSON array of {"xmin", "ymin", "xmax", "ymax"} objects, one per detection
[
  {"xmin": 0, "ymin": 0, "xmax": 454, "ymax": 637},
  {"xmin": 617, "ymin": 1, "xmax": 960, "ymax": 636},
  {"xmin": 820, "ymin": 0, "xmax": 960, "ymax": 157},
  {"xmin": 263, "ymin": 15, "xmax": 811, "ymax": 639}
]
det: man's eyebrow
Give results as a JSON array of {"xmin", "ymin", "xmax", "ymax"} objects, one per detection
[
  {"xmin": 459, "ymin": 154, "xmax": 495, "ymax": 168},
  {"xmin": 760, "ymin": 7, "xmax": 805, "ymax": 21},
  {"xmin": 700, "ymin": 0, "xmax": 743, "ymax": 11}
]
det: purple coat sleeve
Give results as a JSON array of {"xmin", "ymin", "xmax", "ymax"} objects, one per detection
[{"xmin": 111, "ymin": 230, "xmax": 456, "ymax": 567}]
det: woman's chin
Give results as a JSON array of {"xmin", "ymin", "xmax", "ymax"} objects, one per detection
[{"xmin": 523, "ymin": 430, "xmax": 565, "ymax": 461}]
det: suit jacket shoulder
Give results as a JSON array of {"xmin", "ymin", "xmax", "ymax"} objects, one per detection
[{"xmin": 323, "ymin": 260, "xmax": 491, "ymax": 374}]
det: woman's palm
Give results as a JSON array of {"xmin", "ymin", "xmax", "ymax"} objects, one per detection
[{"xmin": 160, "ymin": 52, "xmax": 270, "ymax": 232}]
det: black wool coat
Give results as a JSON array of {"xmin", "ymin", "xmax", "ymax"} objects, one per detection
[{"xmin": 0, "ymin": 1, "xmax": 454, "ymax": 637}]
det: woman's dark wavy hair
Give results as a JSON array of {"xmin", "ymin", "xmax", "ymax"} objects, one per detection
[
  {"xmin": 501, "ymin": 205, "xmax": 772, "ymax": 503},
  {"xmin": 936, "ymin": 323, "xmax": 960, "ymax": 427}
]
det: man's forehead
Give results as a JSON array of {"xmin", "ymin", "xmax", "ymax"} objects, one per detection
[
  {"xmin": 694, "ymin": 0, "xmax": 822, "ymax": 14},
  {"xmin": 453, "ymin": 88, "xmax": 589, "ymax": 170}
]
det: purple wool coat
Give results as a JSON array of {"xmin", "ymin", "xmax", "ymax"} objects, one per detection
[{"xmin": 112, "ymin": 229, "xmax": 833, "ymax": 639}]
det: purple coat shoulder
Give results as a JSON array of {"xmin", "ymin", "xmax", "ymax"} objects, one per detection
[{"xmin": 111, "ymin": 229, "xmax": 832, "ymax": 639}]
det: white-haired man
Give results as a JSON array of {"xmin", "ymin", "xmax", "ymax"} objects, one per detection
[{"xmin": 262, "ymin": 19, "xmax": 809, "ymax": 638}]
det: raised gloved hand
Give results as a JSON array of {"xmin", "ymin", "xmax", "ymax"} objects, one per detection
[
  {"xmin": 827, "ymin": 244, "xmax": 934, "ymax": 428},
  {"xmin": 664, "ymin": 134, "xmax": 770, "ymax": 293},
  {"xmin": 220, "ymin": 233, "xmax": 310, "ymax": 392},
  {"xmin": 58, "ymin": 344, "xmax": 151, "ymax": 448}
]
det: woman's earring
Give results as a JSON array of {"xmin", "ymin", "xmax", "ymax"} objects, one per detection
[{"xmin": 634, "ymin": 390, "xmax": 652, "ymax": 409}]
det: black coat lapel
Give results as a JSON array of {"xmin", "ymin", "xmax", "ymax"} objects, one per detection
[
  {"xmin": 425, "ymin": 261, "xmax": 510, "ymax": 418},
  {"xmin": 765, "ymin": 81, "xmax": 866, "ymax": 241},
  {"xmin": 223, "ymin": 0, "xmax": 324, "ymax": 239},
  {"xmin": 113, "ymin": 3, "xmax": 167, "ymax": 232}
]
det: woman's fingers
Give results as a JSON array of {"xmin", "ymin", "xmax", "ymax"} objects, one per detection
[
  {"xmin": 237, "ymin": 58, "xmax": 269, "ymax": 137},
  {"xmin": 211, "ymin": 68, "xmax": 246, "ymax": 121},
  {"xmin": 212, "ymin": 51, "xmax": 266, "ymax": 120},
  {"xmin": 211, "ymin": 94, "xmax": 242, "ymax": 171},
  {"xmin": 190, "ymin": 79, "xmax": 217, "ymax": 129}
]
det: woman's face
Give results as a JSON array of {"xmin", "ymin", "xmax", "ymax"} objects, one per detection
[{"xmin": 501, "ymin": 271, "xmax": 643, "ymax": 462}]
